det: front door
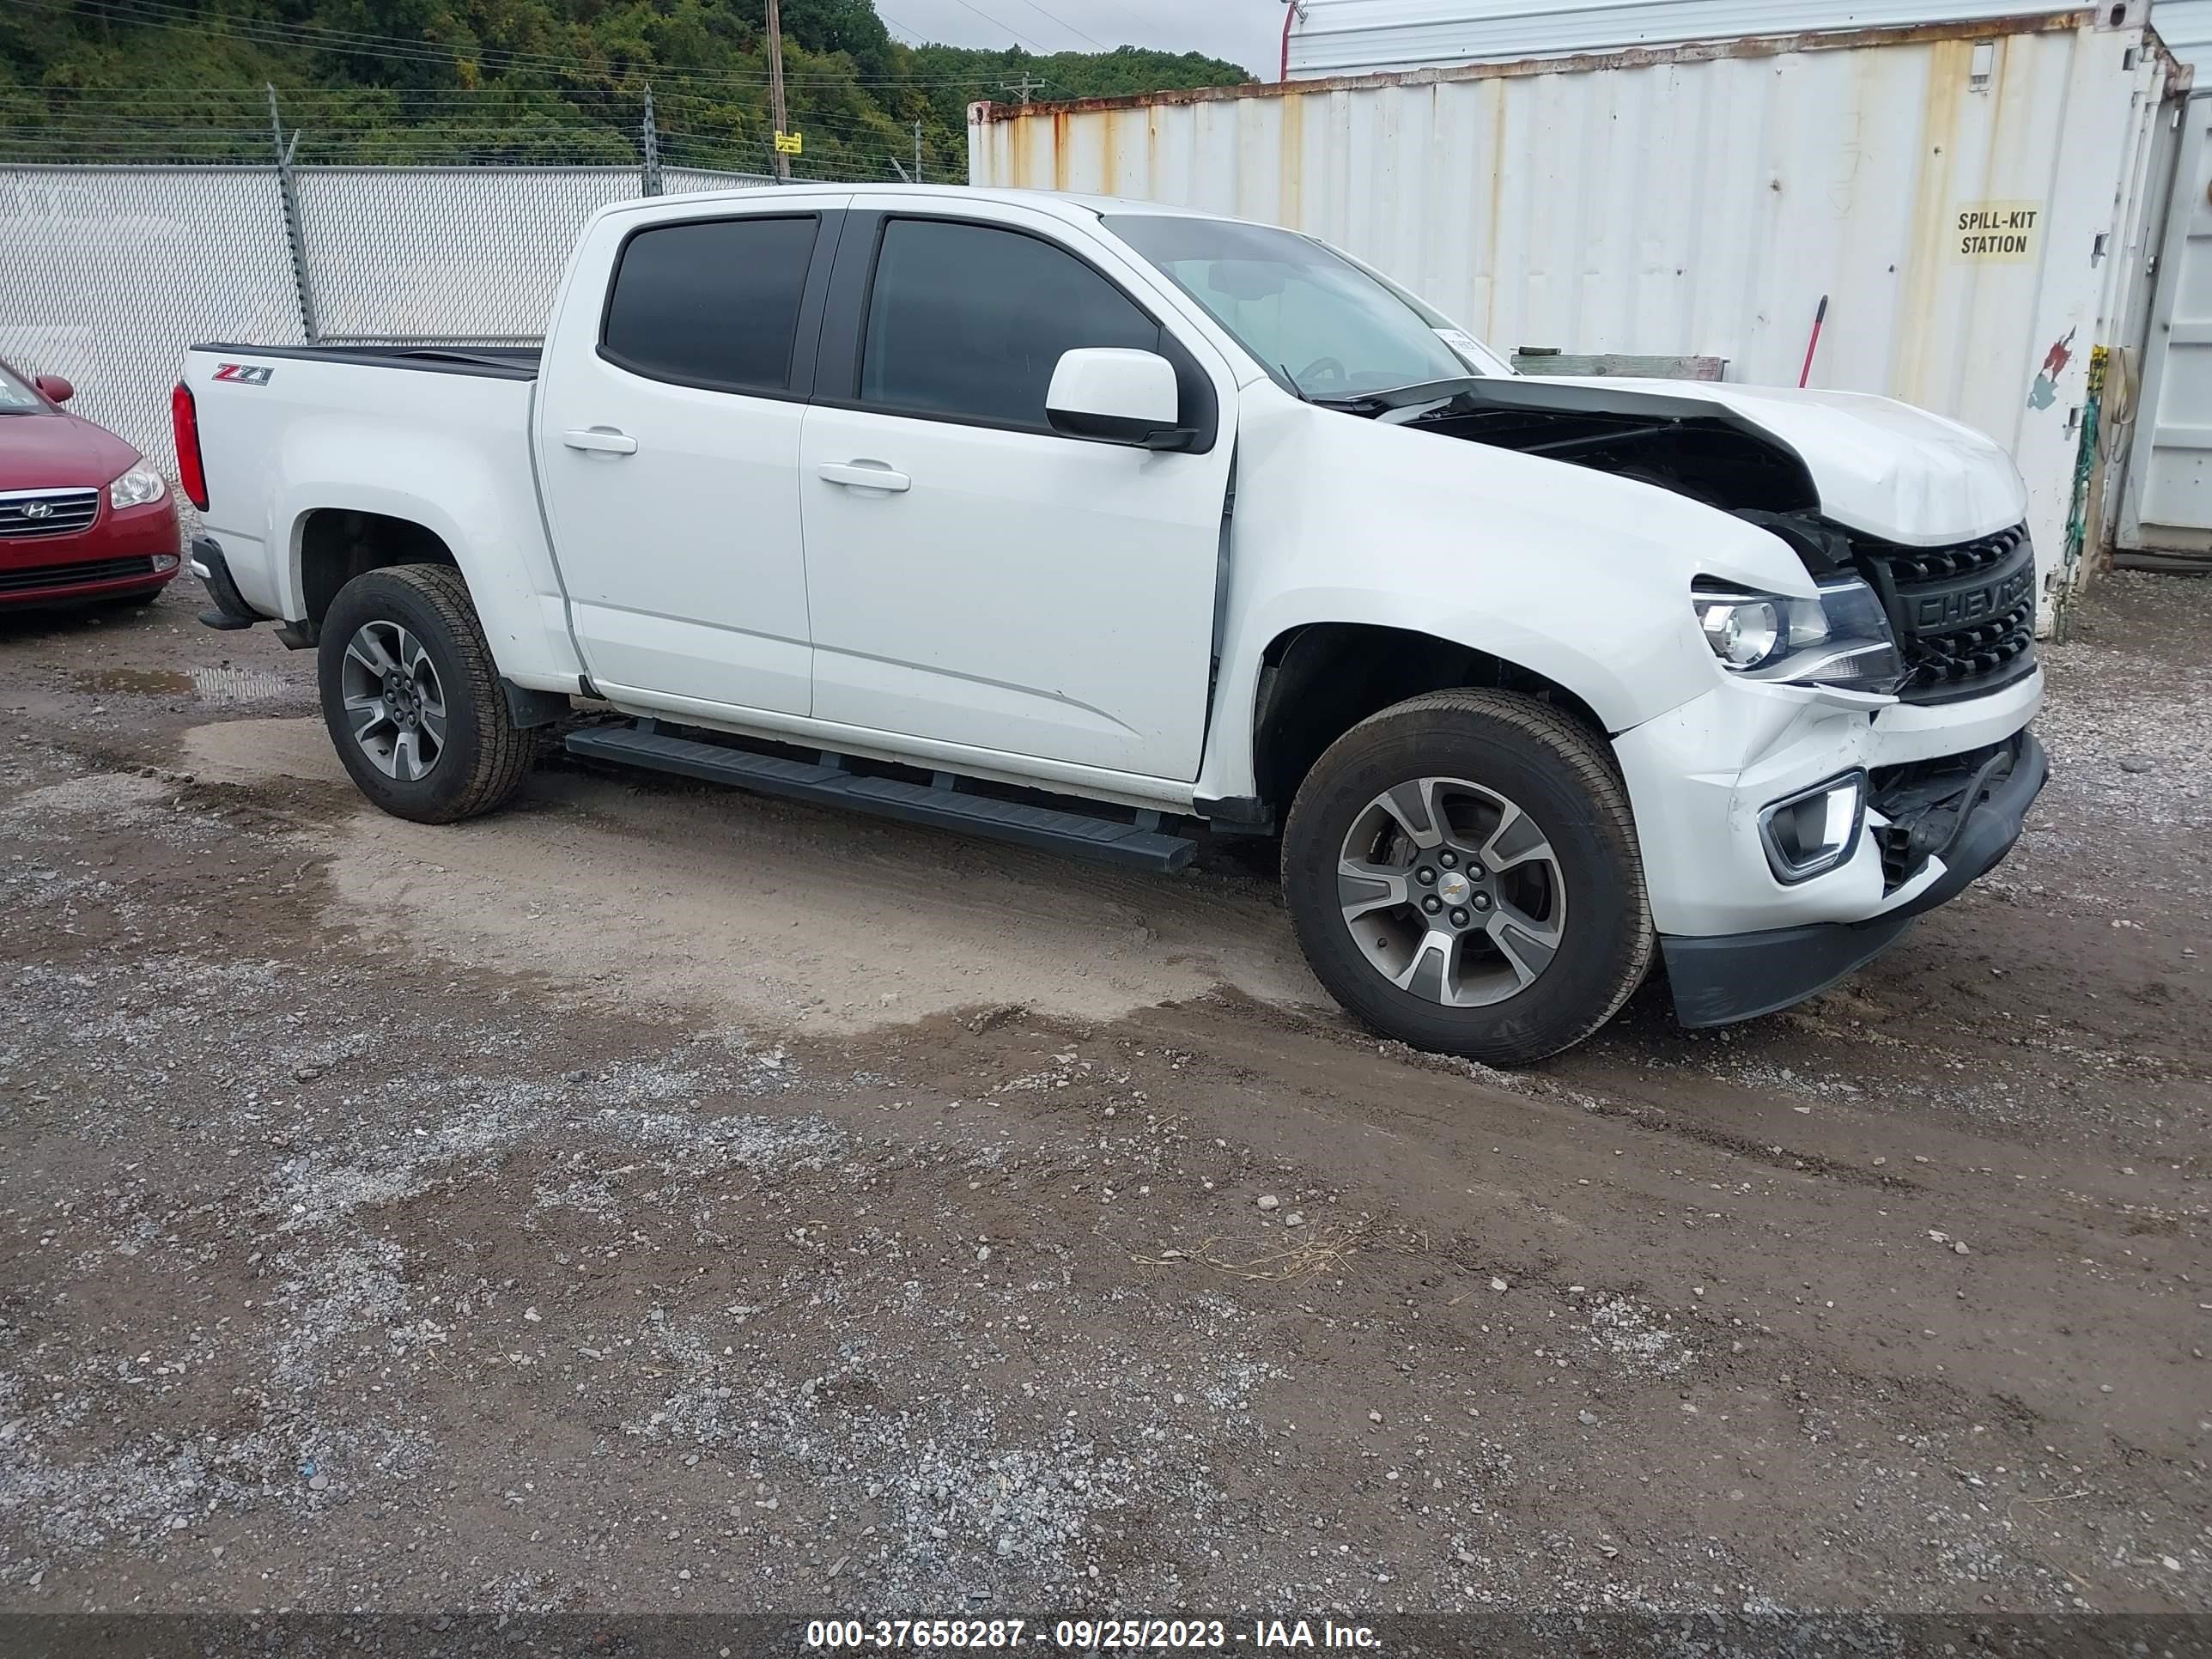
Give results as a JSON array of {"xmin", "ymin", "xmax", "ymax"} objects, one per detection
[
  {"xmin": 535, "ymin": 204, "xmax": 841, "ymax": 714},
  {"xmin": 799, "ymin": 204, "xmax": 1237, "ymax": 781}
]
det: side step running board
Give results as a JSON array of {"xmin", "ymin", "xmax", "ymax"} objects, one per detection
[{"xmin": 564, "ymin": 723, "xmax": 1197, "ymax": 874}]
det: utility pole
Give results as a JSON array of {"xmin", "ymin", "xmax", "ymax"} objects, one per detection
[
  {"xmin": 915, "ymin": 118, "xmax": 923, "ymax": 184},
  {"xmin": 999, "ymin": 73, "xmax": 1041, "ymax": 106},
  {"xmin": 765, "ymin": 0, "xmax": 791, "ymax": 181}
]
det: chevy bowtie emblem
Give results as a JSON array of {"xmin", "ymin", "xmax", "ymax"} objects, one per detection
[{"xmin": 21, "ymin": 501, "xmax": 52, "ymax": 520}]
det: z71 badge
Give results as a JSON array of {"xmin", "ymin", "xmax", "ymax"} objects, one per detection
[{"xmin": 213, "ymin": 363, "xmax": 274, "ymax": 385}]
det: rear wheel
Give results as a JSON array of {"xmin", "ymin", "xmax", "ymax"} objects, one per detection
[
  {"xmin": 1282, "ymin": 690, "xmax": 1653, "ymax": 1064},
  {"xmin": 317, "ymin": 563, "xmax": 532, "ymax": 823}
]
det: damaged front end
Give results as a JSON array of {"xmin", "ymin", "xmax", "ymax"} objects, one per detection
[
  {"xmin": 1362, "ymin": 376, "xmax": 2039, "ymax": 707},
  {"xmin": 1868, "ymin": 733, "xmax": 2044, "ymax": 901}
]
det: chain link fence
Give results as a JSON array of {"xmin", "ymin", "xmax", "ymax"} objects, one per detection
[{"xmin": 0, "ymin": 112, "xmax": 781, "ymax": 475}]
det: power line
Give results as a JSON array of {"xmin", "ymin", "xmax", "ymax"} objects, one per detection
[
  {"xmin": 938, "ymin": 0, "xmax": 1052, "ymax": 54},
  {"xmin": 1086, "ymin": 0, "xmax": 1161, "ymax": 33},
  {"xmin": 2, "ymin": 103, "xmax": 927, "ymax": 153},
  {"xmin": 1005, "ymin": 0, "xmax": 1107, "ymax": 52},
  {"xmin": 7, "ymin": 0, "xmax": 1028, "ymax": 91}
]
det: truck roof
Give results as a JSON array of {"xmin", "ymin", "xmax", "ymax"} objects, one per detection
[{"xmin": 605, "ymin": 181, "xmax": 1236, "ymax": 226}]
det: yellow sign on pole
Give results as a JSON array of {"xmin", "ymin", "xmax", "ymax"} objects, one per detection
[{"xmin": 774, "ymin": 131, "xmax": 803, "ymax": 155}]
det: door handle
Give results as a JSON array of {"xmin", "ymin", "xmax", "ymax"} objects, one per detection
[
  {"xmin": 562, "ymin": 428, "xmax": 638, "ymax": 455},
  {"xmin": 817, "ymin": 460, "xmax": 911, "ymax": 493}
]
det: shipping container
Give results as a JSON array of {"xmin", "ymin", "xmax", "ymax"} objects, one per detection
[
  {"xmin": 1282, "ymin": 0, "xmax": 2138, "ymax": 77},
  {"xmin": 2151, "ymin": 0, "xmax": 2212, "ymax": 70},
  {"xmin": 969, "ymin": 10, "xmax": 2192, "ymax": 605}
]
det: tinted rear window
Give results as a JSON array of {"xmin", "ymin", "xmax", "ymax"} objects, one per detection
[{"xmin": 601, "ymin": 215, "xmax": 819, "ymax": 393}]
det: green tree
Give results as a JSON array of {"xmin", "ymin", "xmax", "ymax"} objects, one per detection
[{"xmin": 0, "ymin": 0, "xmax": 1250, "ymax": 173}]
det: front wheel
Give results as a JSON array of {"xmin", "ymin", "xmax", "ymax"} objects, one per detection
[
  {"xmin": 317, "ymin": 563, "xmax": 533, "ymax": 823},
  {"xmin": 1282, "ymin": 690, "xmax": 1654, "ymax": 1065}
]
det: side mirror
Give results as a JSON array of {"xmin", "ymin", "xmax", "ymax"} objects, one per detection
[
  {"xmin": 34, "ymin": 374, "xmax": 74, "ymax": 404},
  {"xmin": 1046, "ymin": 349, "xmax": 1192, "ymax": 450}
]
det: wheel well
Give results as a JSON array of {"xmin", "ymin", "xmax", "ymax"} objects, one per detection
[
  {"xmin": 297, "ymin": 509, "xmax": 459, "ymax": 633},
  {"xmin": 1252, "ymin": 623, "xmax": 1609, "ymax": 813}
]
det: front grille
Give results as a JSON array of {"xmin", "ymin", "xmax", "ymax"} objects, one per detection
[
  {"xmin": 0, "ymin": 555, "xmax": 156, "ymax": 594},
  {"xmin": 0, "ymin": 489, "xmax": 101, "ymax": 538},
  {"xmin": 1848, "ymin": 523, "xmax": 2038, "ymax": 703}
]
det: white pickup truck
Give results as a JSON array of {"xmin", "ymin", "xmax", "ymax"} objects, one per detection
[{"xmin": 178, "ymin": 184, "xmax": 2046, "ymax": 1062}]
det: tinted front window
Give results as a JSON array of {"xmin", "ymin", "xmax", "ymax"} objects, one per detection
[
  {"xmin": 602, "ymin": 215, "xmax": 818, "ymax": 392},
  {"xmin": 860, "ymin": 218, "xmax": 1160, "ymax": 428}
]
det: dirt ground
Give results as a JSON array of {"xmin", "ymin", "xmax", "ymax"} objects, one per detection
[{"xmin": 0, "ymin": 570, "xmax": 2207, "ymax": 1632}]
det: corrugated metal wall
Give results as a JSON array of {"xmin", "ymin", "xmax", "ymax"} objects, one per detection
[
  {"xmin": 971, "ymin": 19, "xmax": 2175, "ymax": 605},
  {"xmin": 1285, "ymin": 0, "xmax": 2133, "ymax": 76},
  {"xmin": 2148, "ymin": 0, "xmax": 2212, "ymax": 70}
]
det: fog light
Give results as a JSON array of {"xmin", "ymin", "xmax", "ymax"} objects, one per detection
[
  {"xmin": 1759, "ymin": 771, "xmax": 1866, "ymax": 884},
  {"xmin": 152, "ymin": 553, "xmax": 179, "ymax": 571}
]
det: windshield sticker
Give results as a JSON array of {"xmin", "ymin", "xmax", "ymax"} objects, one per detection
[{"xmin": 1433, "ymin": 329, "xmax": 1491, "ymax": 368}]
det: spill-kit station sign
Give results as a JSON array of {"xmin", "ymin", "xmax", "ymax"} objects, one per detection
[{"xmin": 1954, "ymin": 201, "xmax": 2043, "ymax": 262}]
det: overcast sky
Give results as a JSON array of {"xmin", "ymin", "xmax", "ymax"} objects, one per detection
[{"xmin": 878, "ymin": 0, "xmax": 1287, "ymax": 77}]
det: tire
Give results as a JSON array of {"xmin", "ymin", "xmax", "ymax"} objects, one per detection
[
  {"xmin": 1282, "ymin": 689, "xmax": 1653, "ymax": 1065},
  {"xmin": 316, "ymin": 563, "xmax": 532, "ymax": 824}
]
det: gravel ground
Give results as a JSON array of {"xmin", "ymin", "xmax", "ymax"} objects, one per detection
[{"xmin": 0, "ymin": 571, "xmax": 2207, "ymax": 1631}]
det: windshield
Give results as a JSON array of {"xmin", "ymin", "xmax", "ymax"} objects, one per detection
[
  {"xmin": 1104, "ymin": 213, "xmax": 1506, "ymax": 400},
  {"xmin": 0, "ymin": 363, "xmax": 43, "ymax": 413}
]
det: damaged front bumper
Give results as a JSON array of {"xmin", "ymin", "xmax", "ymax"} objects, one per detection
[
  {"xmin": 1658, "ymin": 730, "xmax": 2047, "ymax": 1027},
  {"xmin": 1613, "ymin": 669, "xmax": 2046, "ymax": 1027}
]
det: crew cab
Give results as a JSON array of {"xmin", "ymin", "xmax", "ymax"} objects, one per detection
[{"xmin": 178, "ymin": 185, "xmax": 2046, "ymax": 1062}]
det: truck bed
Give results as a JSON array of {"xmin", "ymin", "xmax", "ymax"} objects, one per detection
[
  {"xmin": 191, "ymin": 343, "xmax": 541, "ymax": 381},
  {"xmin": 184, "ymin": 338, "xmax": 556, "ymax": 642}
]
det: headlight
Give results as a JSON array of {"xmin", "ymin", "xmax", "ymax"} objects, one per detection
[
  {"xmin": 108, "ymin": 462, "xmax": 167, "ymax": 511},
  {"xmin": 1698, "ymin": 597, "xmax": 1782, "ymax": 666},
  {"xmin": 1692, "ymin": 576, "xmax": 1904, "ymax": 694}
]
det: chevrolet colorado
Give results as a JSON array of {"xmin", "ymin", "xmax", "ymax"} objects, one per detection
[{"xmin": 179, "ymin": 185, "xmax": 2046, "ymax": 1063}]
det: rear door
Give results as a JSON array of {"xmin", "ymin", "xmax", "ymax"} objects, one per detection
[
  {"xmin": 798, "ymin": 199, "xmax": 1238, "ymax": 781},
  {"xmin": 535, "ymin": 200, "xmax": 845, "ymax": 714}
]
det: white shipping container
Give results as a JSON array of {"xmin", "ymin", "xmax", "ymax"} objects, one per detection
[
  {"xmin": 969, "ymin": 12, "xmax": 2187, "ymax": 609},
  {"xmin": 1284, "ymin": 0, "xmax": 2115, "ymax": 77},
  {"xmin": 2152, "ymin": 0, "xmax": 2212, "ymax": 70}
]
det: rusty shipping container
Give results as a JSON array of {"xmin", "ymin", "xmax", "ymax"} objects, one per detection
[{"xmin": 969, "ymin": 7, "xmax": 2193, "ymax": 604}]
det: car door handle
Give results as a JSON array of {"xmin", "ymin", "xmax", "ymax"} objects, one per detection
[
  {"xmin": 817, "ymin": 460, "xmax": 911, "ymax": 493},
  {"xmin": 562, "ymin": 428, "xmax": 638, "ymax": 455}
]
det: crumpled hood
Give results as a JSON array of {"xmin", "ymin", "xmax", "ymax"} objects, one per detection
[{"xmin": 1542, "ymin": 376, "xmax": 2028, "ymax": 547}]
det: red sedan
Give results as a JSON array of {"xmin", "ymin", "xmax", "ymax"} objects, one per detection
[{"xmin": 1, "ymin": 359, "xmax": 181, "ymax": 609}]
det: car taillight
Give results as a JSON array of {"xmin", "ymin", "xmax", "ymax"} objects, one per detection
[{"xmin": 172, "ymin": 381, "xmax": 208, "ymax": 510}]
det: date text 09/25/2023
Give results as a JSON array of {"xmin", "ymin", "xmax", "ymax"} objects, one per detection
[{"xmin": 803, "ymin": 1619, "xmax": 1384, "ymax": 1650}]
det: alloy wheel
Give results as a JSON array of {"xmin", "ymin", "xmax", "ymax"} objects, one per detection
[
  {"xmin": 1336, "ymin": 775, "xmax": 1567, "ymax": 1006},
  {"xmin": 338, "ymin": 619, "xmax": 447, "ymax": 781}
]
